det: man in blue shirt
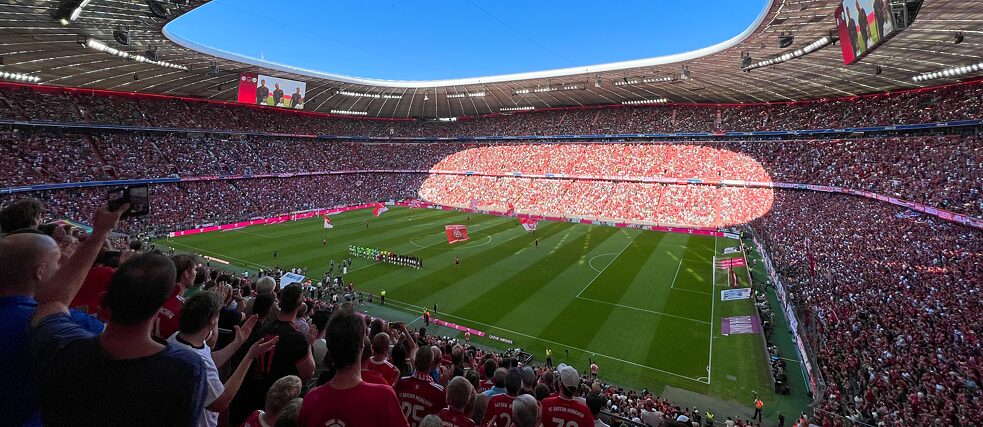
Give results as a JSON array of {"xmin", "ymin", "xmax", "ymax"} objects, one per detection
[
  {"xmin": 0, "ymin": 231, "xmax": 105, "ymax": 426},
  {"xmin": 28, "ymin": 205, "xmax": 207, "ymax": 426}
]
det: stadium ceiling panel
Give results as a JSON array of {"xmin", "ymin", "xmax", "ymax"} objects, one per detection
[{"xmin": 0, "ymin": 0, "xmax": 980, "ymax": 118}]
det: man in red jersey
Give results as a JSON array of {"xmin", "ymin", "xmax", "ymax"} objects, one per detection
[
  {"xmin": 367, "ymin": 332, "xmax": 401, "ymax": 386},
  {"xmin": 152, "ymin": 253, "xmax": 196, "ymax": 339},
  {"xmin": 437, "ymin": 376, "xmax": 476, "ymax": 427},
  {"xmin": 298, "ymin": 307, "xmax": 408, "ymax": 427},
  {"xmin": 541, "ymin": 364, "xmax": 594, "ymax": 427},
  {"xmin": 482, "ymin": 368, "xmax": 522, "ymax": 426},
  {"xmin": 360, "ymin": 340, "xmax": 390, "ymax": 386},
  {"xmin": 479, "ymin": 358, "xmax": 497, "ymax": 392},
  {"xmin": 395, "ymin": 345, "xmax": 447, "ymax": 426}
]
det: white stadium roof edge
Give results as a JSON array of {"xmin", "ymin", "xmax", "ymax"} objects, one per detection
[{"xmin": 0, "ymin": 0, "xmax": 980, "ymax": 118}]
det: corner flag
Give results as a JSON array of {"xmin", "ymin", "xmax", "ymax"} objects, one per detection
[{"xmin": 322, "ymin": 214, "xmax": 333, "ymax": 229}]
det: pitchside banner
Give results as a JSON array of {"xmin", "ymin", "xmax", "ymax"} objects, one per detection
[
  {"xmin": 721, "ymin": 288, "xmax": 752, "ymax": 301},
  {"xmin": 445, "ymin": 224, "xmax": 469, "ymax": 244},
  {"xmin": 237, "ymin": 72, "xmax": 307, "ymax": 109}
]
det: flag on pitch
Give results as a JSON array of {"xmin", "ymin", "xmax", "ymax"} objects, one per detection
[
  {"xmin": 322, "ymin": 215, "xmax": 333, "ymax": 229},
  {"xmin": 519, "ymin": 215, "xmax": 538, "ymax": 232},
  {"xmin": 506, "ymin": 202, "xmax": 515, "ymax": 216},
  {"xmin": 372, "ymin": 203, "xmax": 388, "ymax": 217},
  {"xmin": 445, "ymin": 224, "xmax": 470, "ymax": 244}
]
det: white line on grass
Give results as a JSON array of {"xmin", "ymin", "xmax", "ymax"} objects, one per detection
[
  {"xmin": 669, "ymin": 259, "xmax": 712, "ymax": 296},
  {"xmin": 384, "ymin": 297, "xmax": 707, "ymax": 384},
  {"xmin": 575, "ymin": 236, "xmax": 633, "ymax": 298},
  {"xmin": 165, "ymin": 240, "xmax": 272, "ymax": 270},
  {"xmin": 587, "ymin": 252, "xmax": 619, "ymax": 273},
  {"xmin": 706, "ymin": 237, "xmax": 718, "ymax": 385},
  {"xmin": 231, "ymin": 229, "xmax": 277, "ymax": 239},
  {"xmin": 575, "ymin": 296, "xmax": 709, "ymax": 325}
]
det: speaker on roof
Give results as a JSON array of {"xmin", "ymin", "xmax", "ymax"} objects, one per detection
[
  {"xmin": 148, "ymin": 1, "xmax": 169, "ymax": 19},
  {"xmin": 113, "ymin": 29, "xmax": 129, "ymax": 45}
]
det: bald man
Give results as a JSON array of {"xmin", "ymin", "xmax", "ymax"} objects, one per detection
[
  {"xmin": 367, "ymin": 332, "xmax": 400, "ymax": 386},
  {"xmin": 0, "ymin": 233, "xmax": 105, "ymax": 426}
]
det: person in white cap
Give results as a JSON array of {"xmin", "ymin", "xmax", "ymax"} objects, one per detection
[{"xmin": 541, "ymin": 364, "xmax": 594, "ymax": 426}]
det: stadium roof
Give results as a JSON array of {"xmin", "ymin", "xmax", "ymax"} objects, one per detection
[{"xmin": 1, "ymin": 0, "xmax": 981, "ymax": 118}]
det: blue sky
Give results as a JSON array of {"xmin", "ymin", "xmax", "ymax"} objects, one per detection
[{"xmin": 166, "ymin": 0, "xmax": 767, "ymax": 81}]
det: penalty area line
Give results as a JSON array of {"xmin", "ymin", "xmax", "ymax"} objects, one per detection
[{"xmin": 382, "ymin": 297, "xmax": 707, "ymax": 384}]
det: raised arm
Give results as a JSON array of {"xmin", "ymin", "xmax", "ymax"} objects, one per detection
[{"xmin": 32, "ymin": 205, "xmax": 125, "ymax": 325}]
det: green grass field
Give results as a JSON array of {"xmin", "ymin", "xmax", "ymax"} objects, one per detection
[{"xmin": 157, "ymin": 206, "xmax": 779, "ymax": 413}]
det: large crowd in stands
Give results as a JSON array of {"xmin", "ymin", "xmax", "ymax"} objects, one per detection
[
  {"xmin": 1, "ymin": 80, "xmax": 982, "ymax": 426},
  {"xmin": 2, "ymin": 131, "xmax": 981, "ymax": 219},
  {"xmin": 1, "ymin": 80, "xmax": 982, "ymax": 136},
  {"xmin": 0, "ymin": 174, "xmax": 425, "ymax": 235},
  {"xmin": 752, "ymin": 192, "xmax": 982, "ymax": 426}
]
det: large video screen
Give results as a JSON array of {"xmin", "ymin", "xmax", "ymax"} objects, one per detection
[
  {"xmin": 835, "ymin": 0, "xmax": 895, "ymax": 65},
  {"xmin": 237, "ymin": 72, "xmax": 306, "ymax": 109}
]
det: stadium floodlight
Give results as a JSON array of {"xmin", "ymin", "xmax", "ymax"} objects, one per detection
[
  {"xmin": 337, "ymin": 90, "xmax": 401, "ymax": 99},
  {"xmin": 52, "ymin": 0, "xmax": 93, "ymax": 25},
  {"xmin": 500, "ymin": 106, "xmax": 534, "ymax": 112},
  {"xmin": 622, "ymin": 98, "xmax": 668, "ymax": 105},
  {"xmin": 742, "ymin": 36, "xmax": 831, "ymax": 71},
  {"xmin": 512, "ymin": 84, "xmax": 582, "ymax": 95},
  {"xmin": 613, "ymin": 75, "xmax": 677, "ymax": 86},
  {"xmin": 85, "ymin": 38, "xmax": 189, "ymax": 71},
  {"xmin": 912, "ymin": 62, "xmax": 983, "ymax": 82},
  {"xmin": 330, "ymin": 109, "xmax": 368, "ymax": 116},
  {"xmin": 446, "ymin": 91, "xmax": 486, "ymax": 98},
  {"xmin": 0, "ymin": 71, "xmax": 42, "ymax": 83}
]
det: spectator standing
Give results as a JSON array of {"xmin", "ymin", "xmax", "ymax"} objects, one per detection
[
  {"xmin": 483, "ymin": 368, "xmax": 522, "ymax": 426},
  {"xmin": 0, "ymin": 231, "xmax": 105, "ymax": 427},
  {"xmin": 31, "ymin": 206, "xmax": 208, "ymax": 426},
  {"xmin": 169, "ymin": 292, "xmax": 278, "ymax": 427},
  {"xmin": 298, "ymin": 307, "xmax": 408, "ymax": 426},
  {"xmin": 395, "ymin": 345, "xmax": 447, "ymax": 425},
  {"xmin": 242, "ymin": 375, "xmax": 303, "ymax": 427},
  {"xmin": 231, "ymin": 283, "xmax": 315, "ymax": 424},
  {"xmin": 438, "ymin": 376, "xmax": 477, "ymax": 427},
  {"xmin": 541, "ymin": 364, "xmax": 594, "ymax": 426}
]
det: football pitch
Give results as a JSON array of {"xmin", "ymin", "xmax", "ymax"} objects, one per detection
[{"xmin": 157, "ymin": 206, "xmax": 772, "ymax": 406}]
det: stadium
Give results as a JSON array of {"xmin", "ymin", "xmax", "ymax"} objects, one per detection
[{"xmin": 0, "ymin": 0, "xmax": 980, "ymax": 426}]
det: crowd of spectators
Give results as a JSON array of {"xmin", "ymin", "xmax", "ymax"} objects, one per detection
[
  {"xmin": 0, "ymin": 174, "xmax": 425, "ymax": 235},
  {"xmin": 1, "ymin": 80, "xmax": 981, "ymax": 136},
  {"xmin": 1, "ymin": 79, "xmax": 982, "ymax": 426},
  {"xmin": 752, "ymin": 192, "xmax": 982, "ymax": 426}
]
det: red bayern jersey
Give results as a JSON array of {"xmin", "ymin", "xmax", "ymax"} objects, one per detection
[
  {"xmin": 367, "ymin": 357, "xmax": 401, "ymax": 386},
  {"xmin": 541, "ymin": 396, "xmax": 594, "ymax": 427},
  {"xmin": 241, "ymin": 410, "xmax": 267, "ymax": 427},
  {"xmin": 394, "ymin": 372, "xmax": 446, "ymax": 427},
  {"xmin": 298, "ymin": 381, "xmax": 408, "ymax": 427},
  {"xmin": 482, "ymin": 394, "xmax": 516, "ymax": 427},
  {"xmin": 361, "ymin": 368, "xmax": 390, "ymax": 386},
  {"xmin": 153, "ymin": 293, "xmax": 183, "ymax": 340},
  {"xmin": 438, "ymin": 407, "xmax": 476, "ymax": 427}
]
